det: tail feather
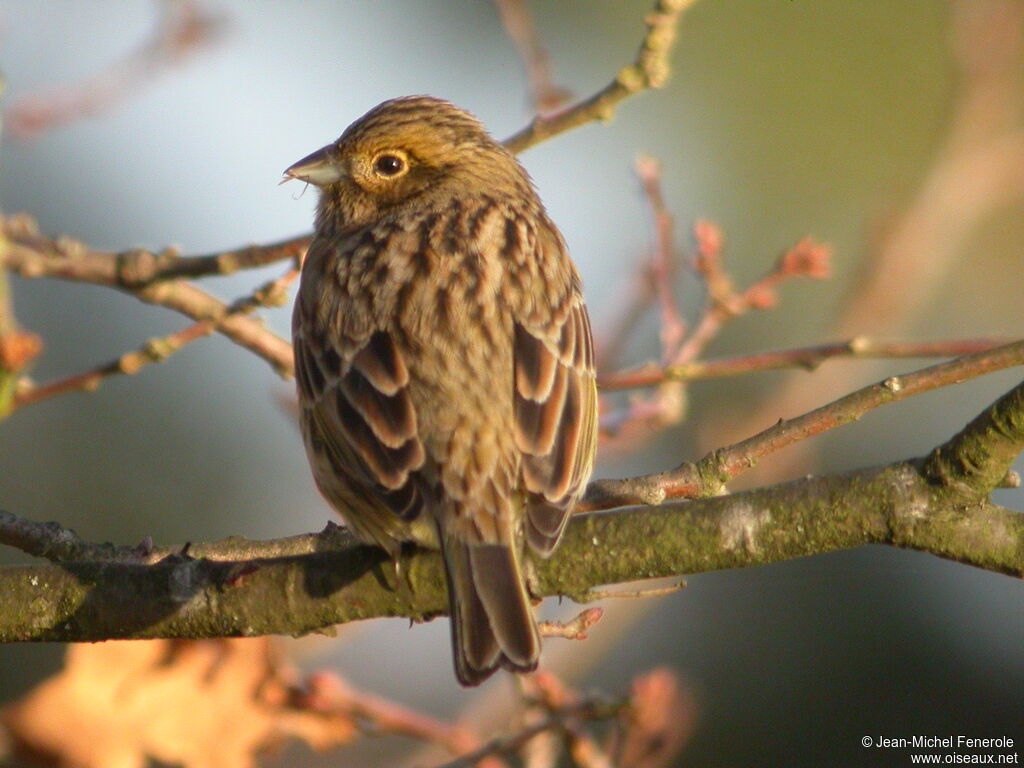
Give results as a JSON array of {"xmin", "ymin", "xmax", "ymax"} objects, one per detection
[
  {"xmin": 469, "ymin": 544, "xmax": 540, "ymax": 669},
  {"xmin": 444, "ymin": 538, "xmax": 540, "ymax": 686},
  {"xmin": 445, "ymin": 541, "xmax": 501, "ymax": 686}
]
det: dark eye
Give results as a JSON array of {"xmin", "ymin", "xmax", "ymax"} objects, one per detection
[{"xmin": 374, "ymin": 154, "xmax": 405, "ymax": 176}]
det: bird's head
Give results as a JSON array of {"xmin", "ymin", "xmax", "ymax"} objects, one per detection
[{"xmin": 283, "ymin": 96, "xmax": 533, "ymax": 232}]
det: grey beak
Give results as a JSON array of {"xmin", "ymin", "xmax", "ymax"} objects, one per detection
[{"xmin": 282, "ymin": 144, "xmax": 344, "ymax": 186}]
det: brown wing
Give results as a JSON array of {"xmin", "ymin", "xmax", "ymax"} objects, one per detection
[
  {"xmin": 295, "ymin": 320, "xmax": 428, "ymax": 552},
  {"xmin": 514, "ymin": 294, "xmax": 598, "ymax": 555}
]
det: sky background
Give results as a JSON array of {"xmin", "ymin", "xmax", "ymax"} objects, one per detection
[{"xmin": 0, "ymin": 2, "xmax": 1022, "ymax": 766}]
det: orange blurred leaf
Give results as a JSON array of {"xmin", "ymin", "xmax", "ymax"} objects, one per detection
[{"xmin": 2, "ymin": 638, "xmax": 357, "ymax": 768}]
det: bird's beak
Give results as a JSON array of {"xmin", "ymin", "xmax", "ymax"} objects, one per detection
[{"xmin": 281, "ymin": 144, "xmax": 344, "ymax": 187}]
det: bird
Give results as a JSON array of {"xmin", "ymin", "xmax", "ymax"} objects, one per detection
[{"xmin": 284, "ymin": 95, "xmax": 598, "ymax": 686}]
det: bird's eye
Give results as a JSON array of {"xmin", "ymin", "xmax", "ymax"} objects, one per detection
[{"xmin": 374, "ymin": 154, "xmax": 406, "ymax": 176}]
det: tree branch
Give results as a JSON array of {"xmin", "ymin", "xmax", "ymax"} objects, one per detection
[
  {"xmin": 598, "ymin": 337, "xmax": 1013, "ymax": 391},
  {"xmin": 585, "ymin": 339, "xmax": 1024, "ymax": 509},
  {"xmin": 5, "ymin": 341, "xmax": 1020, "ymax": 567},
  {"xmin": 0, "ymin": 465, "xmax": 1018, "ymax": 644},
  {"xmin": 12, "ymin": 265, "xmax": 299, "ymax": 408},
  {"xmin": 2, "ymin": 214, "xmax": 310, "ymax": 287},
  {"xmin": 923, "ymin": 379, "xmax": 1024, "ymax": 494},
  {"xmin": 2, "ymin": 215, "xmax": 296, "ymax": 380},
  {"xmin": 0, "ymin": 375, "xmax": 1020, "ymax": 643},
  {"xmin": 503, "ymin": 0, "xmax": 693, "ymax": 154}
]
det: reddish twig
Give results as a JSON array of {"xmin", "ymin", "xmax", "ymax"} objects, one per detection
[
  {"xmin": 597, "ymin": 160, "xmax": 688, "ymax": 442},
  {"xmin": 675, "ymin": 226, "xmax": 831, "ymax": 367},
  {"xmin": 0, "ymin": 268, "xmax": 42, "ymax": 417},
  {"xmin": 597, "ymin": 336, "xmax": 1012, "ymax": 391},
  {"xmin": 634, "ymin": 155, "xmax": 686, "ymax": 361},
  {"xmin": 494, "ymin": 0, "xmax": 571, "ymax": 114},
  {"xmin": 599, "ymin": 214, "xmax": 831, "ymax": 443},
  {"xmin": 430, "ymin": 696, "xmax": 621, "ymax": 768},
  {"xmin": 584, "ymin": 338, "xmax": 1024, "ymax": 509},
  {"xmin": 13, "ymin": 321, "xmax": 214, "ymax": 409},
  {"xmin": 594, "ymin": 164, "xmax": 681, "ymax": 371},
  {"xmin": 302, "ymin": 672, "xmax": 479, "ymax": 756},
  {"xmin": 7, "ymin": 0, "xmax": 227, "ymax": 139}
]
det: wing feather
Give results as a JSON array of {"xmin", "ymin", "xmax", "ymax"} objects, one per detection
[
  {"xmin": 514, "ymin": 323, "xmax": 558, "ymax": 401},
  {"xmin": 515, "ymin": 298, "xmax": 598, "ymax": 556},
  {"xmin": 295, "ymin": 324, "xmax": 427, "ymax": 530}
]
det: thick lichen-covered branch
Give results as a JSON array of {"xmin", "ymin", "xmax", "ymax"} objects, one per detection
[
  {"xmin": 0, "ymin": 464, "xmax": 1018, "ymax": 644},
  {"xmin": 923, "ymin": 379, "xmax": 1024, "ymax": 494},
  {"xmin": 0, "ymin": 388, "xmax": 1021, "ymax": 642}
]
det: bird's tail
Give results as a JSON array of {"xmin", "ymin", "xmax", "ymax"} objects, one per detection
[{"xmin": 443, "ymin": 534, "xmax": 540, "ymax": 686}]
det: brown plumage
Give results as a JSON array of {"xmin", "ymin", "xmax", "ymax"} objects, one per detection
[{"xmin": 285, "ymin": 96, "xmax": 598, "ymax": 686}]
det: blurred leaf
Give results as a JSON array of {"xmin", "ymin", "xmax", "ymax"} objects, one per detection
[{"xmin": 1, "ymin": 638, "xmax": 358, "ymax": 768}]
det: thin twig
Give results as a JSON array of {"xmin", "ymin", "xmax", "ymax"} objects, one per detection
[
  {"xmin": 2, "ymin": 213, "xmax": 309, "ymax": 287},
  {"xmin": 597, "ymin": 159, "xmax": 689, "ymax": 442},
  {"xmin": 503, "ymin": 0, "xmax": 694, "ymax": 154},
  {"xmin": 599, "ymin": 218, "xmax": 830, "ymax": 442},
  {"xmin": 597, "ymin": 336, "xmax": 1013, "ymax": 391},
  {"xmin": 2, "ymin": 215, "xmax": 296, "ymax": 380},
  {"xmin": 584, "ymin": 338, "xmax": 1024, "ymax": 509},
  {"xmin": 494, "ymin": 0, "xmax": 571, "ymax": 113},
  {"xmin": 304, "ymin": 672, "xmax": 479, "ymax": 755},
  {"xmin": 579, "ymin": 582, "xmax": 685, "ymax": 603},
  {"xmin": 13, "ymin": 321, "xmax": 215, "ymax": 409},
  {"xmin": 674, "ymin": 228, "xmax": 831, "ymax": 368},
  {"xmin": 634, "ymin": 155, "xmax": 685, "ymax": 362},
  {"xmin": 136, "ymin": 280, "xmax": 294, "ymax": 376},
  {"xmin": 13, "ymin": 266, "xmax": 299, "ymax": 409},
  {"xmin": 427, "ymin": 700, "xmax": 622, "ymax": 768},
  {"xmin": 6, "ymin": 0, "xmax": 227, "ymax": 139},
  {"xmin": 594, "ymin": 159, "xmax": 685, "ymax": 370}
]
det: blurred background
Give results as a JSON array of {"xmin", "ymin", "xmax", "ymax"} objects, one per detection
[{"xmin": 0, "ymin": 1, "xmax": 1022, "ymax": 766}]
